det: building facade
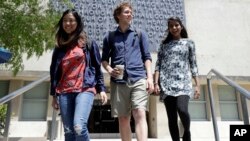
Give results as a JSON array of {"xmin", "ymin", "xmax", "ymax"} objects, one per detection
[{"xmin": 0, "ymin": 0, "xmax": 250, "ymax": 140}]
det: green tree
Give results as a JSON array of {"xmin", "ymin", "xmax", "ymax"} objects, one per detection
[
  {"xmin": 0, "ymin": 105, "xmax": 7, "ymax": 136},
  {"xmin": 0, "ymin": 0, "xmax": 62, "ymax": 74}
]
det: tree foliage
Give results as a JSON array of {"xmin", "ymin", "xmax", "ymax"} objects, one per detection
[
  {"xmin": 0, "ymin": 0, "xmax": 61, "ymax": 74},
  {"xmin": 0, "ymin": 105, "xmax": 7, "ymax": 136}
]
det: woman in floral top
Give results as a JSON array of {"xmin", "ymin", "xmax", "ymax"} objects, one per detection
[{"xmin": 154, "ymin": 17, "xmax": 200, "ymax": 141}]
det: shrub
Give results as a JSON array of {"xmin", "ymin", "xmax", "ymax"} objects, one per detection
[{"xmin": 0, "ymin": 104, "xmax": 7, "ymax": 136}]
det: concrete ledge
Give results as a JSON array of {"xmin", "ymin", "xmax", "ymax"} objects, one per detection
[{"xmin": 0, "ymin": 137, "xmax": 46, "ymax": 141}]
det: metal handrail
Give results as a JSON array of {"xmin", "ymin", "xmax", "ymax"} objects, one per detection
[
  {"xmin": 207, "ymin": 69, "xmax": 250, "ymax": 99},
  {"xmin": 207, "ymin": 68, "xmax": 250, "ymax": 141},
  {"xmin": 0, "ymin": 74, "xmax": 50, "ymax": 141},
  {"xmin": 0, "ymin": 74, "xmax": 50, "ymax": 104}
]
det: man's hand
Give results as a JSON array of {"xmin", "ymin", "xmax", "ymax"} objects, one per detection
[
  {"xmin": 109, "ymin": 67, "xmax": 121, "ymax": 78},
  {"xmin": 146, "ymin": 77, "xmax": 154, "ymax": 94}
]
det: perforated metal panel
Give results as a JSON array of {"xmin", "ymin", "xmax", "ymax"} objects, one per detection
[{"xmin": 51, "ymin": 0, "xmax": 185, "ymax": 52}]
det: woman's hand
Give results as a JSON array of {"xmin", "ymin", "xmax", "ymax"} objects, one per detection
[
  {"xmin": 153, "ymin": 83, "xmax": 160, "ymax": 95},
  {"xmin": 51, "ymin": 96, "xmax": 59, "ymax": 110},
  {"xmin": 100, "ymin": 92, "xmax": 108, "ymax": 105},
  {"xmin": 193, "ymin": 86, "xmax": 200, "ymax": 99}
]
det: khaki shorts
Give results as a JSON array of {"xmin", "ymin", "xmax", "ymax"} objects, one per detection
[{"xmin": 110, "ymin": 79, "xmax": 149, "ymax": 117}]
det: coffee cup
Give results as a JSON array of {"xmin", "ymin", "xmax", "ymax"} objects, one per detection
[{"xmin": 115, "ymin": 65, "xmax": 124, "ymax": 79}]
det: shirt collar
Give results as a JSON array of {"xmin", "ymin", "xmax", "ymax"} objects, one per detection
[{"xmin": 116, "ymin": 25, "xmax": 135, "ymax": 33}]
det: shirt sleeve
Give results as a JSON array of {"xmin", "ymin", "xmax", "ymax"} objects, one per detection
[
  {"xmin": 91, "ymin": 40, "xmax": 106, "ymax": 93},
  {"xmin": 188, "ymin": 40, "xmax": 199, "ymax": 76},
  {"xmin": 50, "ymin": 48, "xmax": 58, "ymax": 96},
  {"xmin": 101, "ymin": 32, "xmax": 111, "ymax": 62},
  {"xmin": 140, "ymin": 30, "xmax": 152, "ymax": 62},
  {"xmin": 155, "ymin": 44, "xmax": 163, "ymax": 71}
]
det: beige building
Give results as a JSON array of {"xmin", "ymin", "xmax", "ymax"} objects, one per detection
[{"xmin": 1, "ymin": 0, "xmax": 250, "ymax": 141}]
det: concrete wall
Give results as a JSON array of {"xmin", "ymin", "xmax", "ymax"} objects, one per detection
[{"xmin": 185, "ymin": 0, "xmax": 250, "ymax": 76}]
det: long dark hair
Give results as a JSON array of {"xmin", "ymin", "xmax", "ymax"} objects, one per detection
[
  {"xmin": 162, "ymin": 17, "xmax": 188, "ymax": 44},
  {"xmin": 55, "ymin": 9, "xmax": 86, "ymax": 48}
]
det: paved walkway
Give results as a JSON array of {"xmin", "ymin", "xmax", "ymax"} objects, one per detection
[
  {"xmin": 90, "ymin": 138, "xmax": 228, "ymax": 141},
  {"xmin": 53, "ymin": 137, "xmax": 229, "ymax": 141},
  {"xmin": 6, "ymin": 137, "xmax": 228, "ymax": 141}
]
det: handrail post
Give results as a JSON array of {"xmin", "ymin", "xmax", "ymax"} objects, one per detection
[
  {"xmin": 50, "ymin": 108, "xmax": 57, "ymax": 141},
  {"xmin": 207, "ymin": 78, "xmax": 220, "ymax": 141},
  {"xmin": 240, "ymin": 94, "xmax": 249, "ymax": 125},
  {"xmin": 3, "ymin": 102, "xmax": 11, "ymax": 141}
]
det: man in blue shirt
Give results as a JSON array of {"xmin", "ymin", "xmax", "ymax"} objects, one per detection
[{"xmin": 102, "ymin": 2, "xmax": 154, "ymax": 141}]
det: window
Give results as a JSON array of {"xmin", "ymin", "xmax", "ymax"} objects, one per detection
[
  {"xmin": 189, "ymin": 85, "xmax": 207, "ymax": 121},
  {"xmin": 20, "ymin": 82, "xmax": 49, "ymax": 121},
  {"xmin": 218, "ymin": 85, "xmax": 239, "ymax": 121},
  {"xmin": 0, "ymin": 80, "xmax": 10, "ymax": 98}
]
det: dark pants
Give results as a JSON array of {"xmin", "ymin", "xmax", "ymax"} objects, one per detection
[{"xmin": 164, "ymin": 95, "xmax": 191, "ymax": 141}]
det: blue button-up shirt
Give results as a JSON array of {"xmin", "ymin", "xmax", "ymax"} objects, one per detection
[{"xmin": 102, "ymin": 26, "xmax": 152, "ymax": 83}]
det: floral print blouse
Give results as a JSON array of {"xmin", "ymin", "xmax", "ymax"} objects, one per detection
[{"xmin": 155, "ymin": 39, "xmax": 199, "ymax": 99}]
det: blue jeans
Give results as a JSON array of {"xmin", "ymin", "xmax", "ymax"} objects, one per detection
[{"xmin": 58, "ymin": 92, "xmax": 94, "ymax": 141}]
